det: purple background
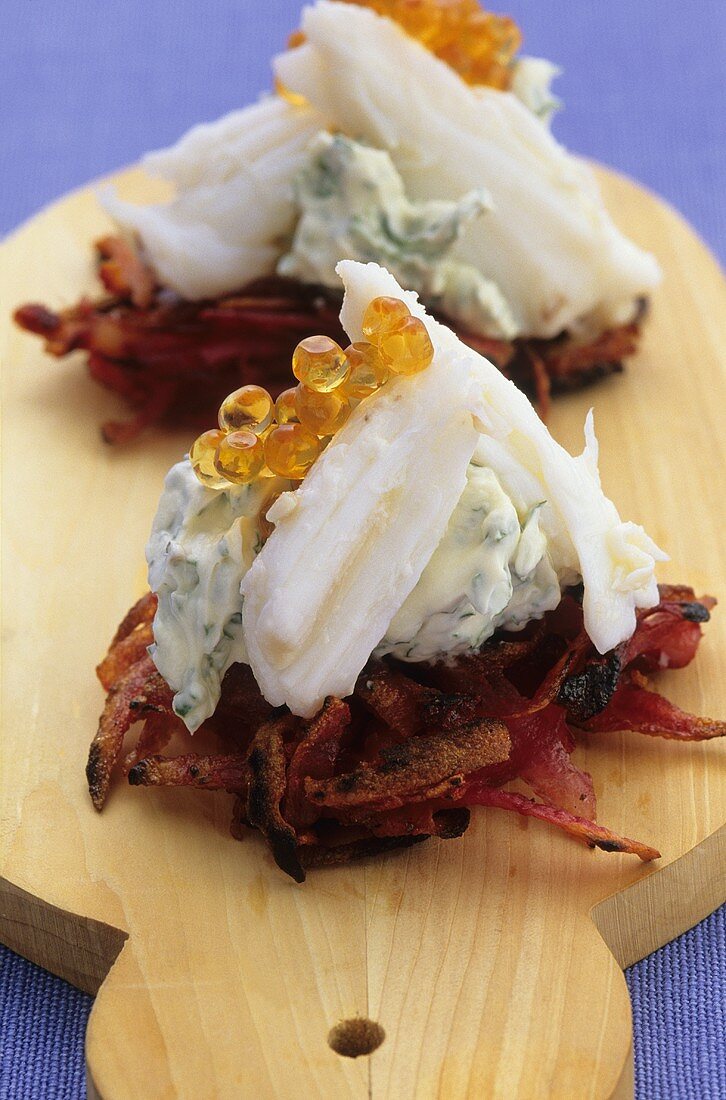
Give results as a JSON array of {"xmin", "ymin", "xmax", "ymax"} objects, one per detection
[{"xmin": 1, "ymin": 1, "xmax": 724, "ymax": 1097}]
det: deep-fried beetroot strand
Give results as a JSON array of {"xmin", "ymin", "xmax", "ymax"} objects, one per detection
[
  {"xmin": 110, "ymin": 590, "xmax": 158, "ymax": 646},
  {"xmin": 304, "ymin": 719, "xmax": 510, "ymax": 811},
  {"xmin": 246, "ymin": 717, "xmax": 306, "ymax": 882},
  {"xmin": 579, "ymin": 671, "xmax": 726, "ymax": 741},
  {"xmin": 123, "ymin": 712, "xmax": 176, "ymax": 776},
  {"xmin": 96, "ymin": 620, "xmax": 154, "ymax": 692},
  {"xmin": 128, "ymin": 751, "xmax": 250, "ymax": 791},
  {"xmin": 285, "ymin": 697, "xmax": 351, "ymax": 828},
  {"xmin": 87, "ymin": 585, "xmax": 724, "ymax": 878},
  {"xmin": 15, "ymin": 235, "xmax": 643, "ymax": 442},
  {"xmin": 459, "ymin": 787, "xmax": 660, "ymax": 861},
  {"xmin": 86, "ymin": 653, "xmax": 173, "ymax": 810}
]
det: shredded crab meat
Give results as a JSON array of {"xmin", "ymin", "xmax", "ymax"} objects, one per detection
[
  {"xmin": 15, "ymin": 236, "xmax": 641, "ymax": 443},
  {"xmin": 86, "ymin": 584, "xmax": 725, "ymax": 879}
]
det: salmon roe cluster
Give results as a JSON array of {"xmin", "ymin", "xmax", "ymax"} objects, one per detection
[
  {"xmin": 279, "ymin": 1, "xmax": 520, "ymax": 95},
  {"xmin": 190, "ymin": 296, "xmax": 434, "ymax": 490}
]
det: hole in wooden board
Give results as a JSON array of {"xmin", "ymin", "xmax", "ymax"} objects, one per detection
[{"xmin": 328, "ymin": 1017, "xmax": 386, "ymax": 1058}]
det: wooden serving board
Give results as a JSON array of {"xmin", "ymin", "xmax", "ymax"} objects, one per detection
[{"xmin": 1, "ymin": 167, "xmax": 725, "ymax": 1100}]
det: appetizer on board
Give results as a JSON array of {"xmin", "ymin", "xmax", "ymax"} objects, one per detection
[
  {"xmin": 88, "ymin": 263, "xmax": 723, "ymax": 881},
  {"xmin": 16, "ymin": 0, "xmax": 659, "ymax": 442}
]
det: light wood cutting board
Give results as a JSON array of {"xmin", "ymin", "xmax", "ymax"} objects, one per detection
[{"xmin": 1, "ymin": 167, "xmax": 725, "ymax": 1100}]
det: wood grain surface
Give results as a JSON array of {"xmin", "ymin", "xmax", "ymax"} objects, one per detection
[{"xmin": 1, "ymin": 166, "xmax": 725, "ymax": 1100}]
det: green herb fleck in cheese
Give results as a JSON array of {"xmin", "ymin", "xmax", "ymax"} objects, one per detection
[
  {"xmin": 278, "ymin": 132, "xmax": 517, "ymax": 339},
  {"xmin": 376, "ymin": 464, "xmax": 561, "ymax": 662}
]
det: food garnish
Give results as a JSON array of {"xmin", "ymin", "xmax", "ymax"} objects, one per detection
[
  {"xmin": 188, "ymin": 295, "xmax": 431, "ymax": 490},
  {"xmin": 16, "ymin": 0, "xmax": 656, "ymax": 441},
  {"xmin": 87, "ymin": 263, "xmax": 725, "ymax": 880},
  {"xmin": 282, "ymin": 0, "xmax": 522, "ymax": 92}
]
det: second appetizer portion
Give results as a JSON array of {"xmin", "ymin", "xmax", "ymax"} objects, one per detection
[{"xmin": 17, "ymin": 0, "xmax": 659, "ymax": 441}]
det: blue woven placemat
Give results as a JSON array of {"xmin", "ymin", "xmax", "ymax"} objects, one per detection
[
  {"xmin": 627, "ymin": 904, "xmax": 726, "ymax": 1100},
  {"xmin": 0, "ymin": 946, "xmax": 91, "ymax": 1100},
  {"xmin": 1, "ymin": 1, "xmax": 724, "ymax": 1096}
]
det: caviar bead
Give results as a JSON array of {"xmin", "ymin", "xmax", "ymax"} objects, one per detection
[
  {"xmin": 264, "ymin": 423, "xmax": 323, "ymax": 479},
  {"xmin": 361, "ymin": 296, "xmax": 411, "ymax": 345},
  {"xmin": 342, "ymin": 342, "xmax": 389, "ymax": 400},
  {"xmin": 190, "ymin": 429, "xmax": 230, "ymax": 490},
  {"xmin": 275, "ymin": 387, "xmax": 300, "ymax": 425},
  {"xmin": 351, "ymin": 1, "xmax": 520, "ymax": 90},
  {"xmin": 292, "ymin": 335, "xmax": 349, "ymax": 392},
  {"xmin": 214, "ymin": 429, "xmax": 265, "ymax": 484},
  {"xmin": 378, "ymin": 315, "xmax": 435, "ymax": 375},
  {"xmin": 218, "ymin": 385, "xmax": 273, "ymax": 434},
  {"xmin": 295, "ymin": 384, "xmax": 350, "ymax": 436},
  {"xmin": 274, "ymin": 76, "xmax": 309, "ymax": 108}
]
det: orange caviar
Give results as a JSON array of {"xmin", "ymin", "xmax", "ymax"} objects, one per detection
[
  {"xmin": 264, "ymin": 423, "xmax": 323, "ymax": 479},
  {"xmin": 190, "ymin": 429, "xmax": 229, "ymax": 490},
  {"xmin": 275, "ymin": 387, "xmax": 300, "ymax": 425},
  {"xmin": 190, "ymin": 295, "xmax": 435, "ymax": 492},
  {"xmin": 218, "ymin": 385, "xmax": 273, "ymax": 434},
  {"xmin": 283, "ymin": 1, "xmax": 520, "ymax": 92},
  {"xmin": 292, "ymin": 335, "xmax": 350, "ymax": 392},
  {"xmin": 214, "ymin": 429, "xmax": 265, "ymax": 484},
  {"xmin": 362, "ymin": 296, "xmax": 411, "ymax": 344},
  {"xmin": 378, "ymin": 315, "xmax": 434, "ymax": 374},
  {"xmin": 343, "ymin": 342, "xmax": 390, "ymax": 400},
  {"xmin": 295, "ymin": 384, "xmax": 351, "ymax": 436}
]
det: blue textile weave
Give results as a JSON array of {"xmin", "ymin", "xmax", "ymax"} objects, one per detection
[
  {"xmin": 627, "ymin": 904, "xmax": 726, "ymax": 1100},
  {"xmin": 0, "ymin": 946, "xmax": 91, "ymax": 1100}
]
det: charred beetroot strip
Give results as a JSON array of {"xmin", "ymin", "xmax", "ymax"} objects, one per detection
[
  {"xmin": 123, "ymin": 712, "xmax": 177, "ymax": 775},
  {"xmin": 579, "ymin": 672, "xmax": 726, "ymax": 741},
  {"xmin": 110, "ymin": 591, "xmax": 158, "ymax": 646},
  {"xmin": 285, "ymin": 697, "xmax": 350, "ymax": 829},
  {"xmin": 96, "ymin": 620, "xmax": 154, "ymax": 692},
  {"xmin": 305, "ymin": 719, "xmax": 510, "ymax": 812},
  {"xmin": 15, "ymin": 235, "xmax": 643, "ymax": 442},
  {"xmin": 246, "ymin": 717, "xmax": 305, "ymax": 883},
  {"xmin": 461, "ymin": 786, "xmax": 660, "ymax": 861},
  {"xmin": 87, "ymin": 585, "xmax": 723, "ymax": 879},
  {"xmin": 87, "ymin": 654, "xmax": 173, "ymax": 810},
  {"xmin": 129, "ymin": 751, "xmax": 249, "ymax": 791}
]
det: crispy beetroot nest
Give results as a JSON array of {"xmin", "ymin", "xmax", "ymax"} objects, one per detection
[
  {"xmin": 87, "ymin": 584, "xmax": 725, "ymax": 881},
  {"xmin": 15, "ymin": 236, "xmax": 642, "ymax": 444}
]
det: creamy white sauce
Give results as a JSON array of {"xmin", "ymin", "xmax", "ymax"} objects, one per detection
[
  {"xmin": 148, "ymin": 456, "xmax": 563, "ymax": 728},
  {"xmin": 376, "ymin": 464, "xmax": 561, "ymax": 662},
  {"xmin": 146, "ymin": 461, "xmax": 290, "ymax": 731},
  {"xmin": 278, "ymin": 132, "xmax": 517, "ymax": 339}
]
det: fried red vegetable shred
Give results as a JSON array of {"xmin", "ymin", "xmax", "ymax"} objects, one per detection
[
  {"xmin": 246, "ymin": 716, "xmax": 305, "ymax": 882},
  {"xmin": 16, "ymin": 235, "xmax": 644, "ymax": 442},
  {"xmin": 110, "ymin": 591, "xmax": 158, "ymax": 646},
  {"xmin": 88, "ymin": 584, "xmax": 724, "ymax": 879},
  {"xmin": 87, "ymin": 653, "xmax": 173, "ymax": 810},
  {"xmin": 304, "ymin": 719, "xmax": 510, "ymax": 811},
  {"xmin": 96, "ymin": 620, "xmax": 154, "ymax": 692},
  {"xmin": 285, "ymin": 697, "xmax": 350, "ymax": 829},
  {"xmin": 580, "ymin": 672, "xmax": 726, "ymax": 741},
  {"xmin": 460, "ymin": 786, "xmax": 660, "ymax": 861},
  {"xmin": 129, "ymin": 751, "xmax": 250, "ymax": 792}
]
